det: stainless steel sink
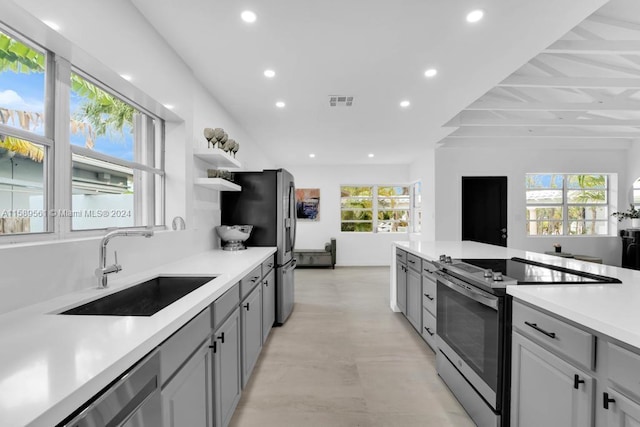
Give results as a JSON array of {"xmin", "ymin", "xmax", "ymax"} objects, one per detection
[{"xmin": 60, "ymin": 276, "xmax": 217, "ymax": 316}]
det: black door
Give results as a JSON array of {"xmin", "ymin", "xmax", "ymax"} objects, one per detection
[{"xmin": 462, "ymin": 177, "xmax": 507, "ymax": 247}]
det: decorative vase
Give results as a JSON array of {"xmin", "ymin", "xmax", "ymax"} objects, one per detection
[{"xmin": 632, "ymin": 218, "xmax": 640, "ymax": 228}]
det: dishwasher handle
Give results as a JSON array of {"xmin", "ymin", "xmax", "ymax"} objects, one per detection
[{"xmin": 61, "ymin": 351, "xmax": 160, "ymax": 427}]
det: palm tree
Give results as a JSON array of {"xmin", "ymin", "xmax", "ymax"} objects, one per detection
[{"xmin": 0, "ymin": 31, "xmax": 135, "ymax": 158}]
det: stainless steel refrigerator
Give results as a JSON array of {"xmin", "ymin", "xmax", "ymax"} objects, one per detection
[{"xmin": 221, "ymin": 169, "xmax": 297, "ymax": 324}]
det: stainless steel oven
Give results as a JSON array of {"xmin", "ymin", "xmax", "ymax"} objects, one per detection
[
  {"xmin": 433, "ymin": 255, "xmax": 621, "ymax": 427},
  {"xmin": 435, "ymin": 270, "xmax": 510, "ymax": 427}
]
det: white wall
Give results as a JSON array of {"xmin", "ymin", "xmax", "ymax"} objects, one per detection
[
  {"xmin": 282, "ymin": 164, "xmax": 411, "ymax": 266},
  {"xmin": 0, "ymin": 0, "xmax": 274, "ymax": 314},
  {"xmin": 627, "ymin": 143, "xmax": 640, "ymax": 206},
  {"xmin": 433, "ymin": 145, "xmax": 628, "ymax": 266}
]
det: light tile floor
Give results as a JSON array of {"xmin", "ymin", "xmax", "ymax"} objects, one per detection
[{"xmin": 229, "ymin": 267, "xmax": 475, "ymax": 427}]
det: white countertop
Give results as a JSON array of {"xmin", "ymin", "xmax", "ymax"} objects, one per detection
[
  {"xmin": 393, "ymin": 240, "xmax": 640, "ymax": 351},
  {"xmin": 0, "ymin": 247, "xmax": 276, "ymax": 427}
]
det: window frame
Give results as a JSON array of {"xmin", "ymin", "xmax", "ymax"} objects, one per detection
[
  {"xmin": 0, "ymin": 23, "xmax": 165, "ymax": 242},
  {"xmin": 525, "ymin": 173, "xmax": 610, "ymax": 237},
  {"xmin": 68, "ymin": 68, "xmax": 165, "ymax": 231},
  {"xmin": 340, "ymin": 184, "xmax": 411, "ymax": 234},
  {"xmin": 0, "ymin": 26, "xmax": 55, "ymax": 237}
]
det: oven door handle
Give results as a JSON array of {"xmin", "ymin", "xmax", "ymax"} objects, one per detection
[{"xmin": 437, "ymin": 274, "xmax": 499, "ymax": 310}]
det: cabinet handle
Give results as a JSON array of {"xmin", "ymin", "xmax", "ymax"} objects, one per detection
[
  {"xmin": 408, "ymin": 259, "xmax": 416, "ymax": 264},
  {"xmin": 424, "ymin": 327, "xmax": 435, "ymax": 336},
  {"xmin": 573, "ymin": 374, "xmax": 585, "ymax": 389},
  {"xmin": 251, "ymin": 276, "xmax": 260, "ymax": 283},
  {"xmin": 524, "ymin": 321, "xmax": 556, "ymax": 339},
  {"xmin": 209, "ymin": 342, "xmax": 217, "ymax": 353},
  {"xmin": 603, "ymin": 392, "xmax": 615, "ymax": 410},
  {"xmin": 264, "ymin": 280, "xmax": 269, "ymax": 287},
  {"xmin": 217, "ymin": 332, "xmax": 225, "ymax": 343},
  {"xmin": 424, "ymin": 293, "xmax": 434, "ymax": 301},
  {"xmin": 244, "ymin": 302, "xmax": 250, "ymax": 310}
]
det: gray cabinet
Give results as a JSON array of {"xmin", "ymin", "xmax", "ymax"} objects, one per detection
[
  {"xmin": 241, "ymin": 284, "xmax": 263, "ymax": 388},
  {"xmin": 262, "ymin": 267, "xmax": 276, "ymax": 343},
  {"xmin": 405, "ymin": 267, "xmax": 421, "ymax": 331},
  {"xmin": 511, "ymin": 331, "xmax": 594, "ymax": 427},
  {"xmin": 396, "ymin": 249, "xmax": 407, "ymax": 314},
  {"xmin": 421, "ymin": 260, "xmax": 437, "ymax": 351},
  {"xmin": 161, "ymin": 340, "xmax": 213, "ymax": 427},
  {"xmin": 603, "ymin": 387, "xmax": 640, "ymax": 426},
  {"xmin": 213, "ymin": 307, "xmax": 242, "ymax": 427},
  {"xmin": 159, "ymin": 308, "xmax": 212, "ymax": 427}
]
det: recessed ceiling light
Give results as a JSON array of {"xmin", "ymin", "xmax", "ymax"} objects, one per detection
[
  {"xmin": 275, "ymin": 101, "xmax": 286, "ymax": 108},
  {"xmin": 120, "ymin": 74, "xmax": 132, "ymax": 81},
  {"xmin": 241, "ymin": 10, "xmax": 257, "ymax": 23},
  {"xmin": 400, "ymin": 100, "xmax": 411, "ymax": 108},
  {"xmin": 466, "ymin": 9, "xmax": 484, "ymax": 23},
  {"xmin": 368, "ymin": 153, "xmax": 374, "ymax": 158},
  {"xmin": 163, "ymin": 104, "xmax": 175, "ymax": 110},
  {"xmin": 42, "ymin": 20, "xmax": 60, "ymax": 31},
  {"xmin": 264, "ymin": 69, "xmax": 276, "ymax": 78},
  {"xmin": 309, "ymin": 153, "xmax": 316, "ymax": 158},
  {"xmin": 424, "ymin": 68, "xmax": 438, "ymax": 78}
]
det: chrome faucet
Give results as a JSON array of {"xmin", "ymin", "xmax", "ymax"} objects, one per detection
[{"xmin": 95, "ymin": 228, "xmax": 154, "ymax": 288}]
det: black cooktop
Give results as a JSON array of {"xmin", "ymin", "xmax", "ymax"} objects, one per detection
[{"xmin": 461, "ymin": 257, "xmax": 621, "ymax": 284}]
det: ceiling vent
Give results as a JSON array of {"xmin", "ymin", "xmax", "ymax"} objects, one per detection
[{"xmin": 329, "ymin": 95, "xmax": 354, "ymax": 107}]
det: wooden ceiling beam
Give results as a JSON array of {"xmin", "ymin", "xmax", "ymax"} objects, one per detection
[
  {"xmin": 446, "ymin": 126, "xmax": 640, "ymax": 138},
  {"xmin": 544, "ymin": 40, "xmax": 640, "ymax": 54},
  {"xmin": 465, "ymin": 100, "xmax": 640, "ymax": 111},
  {"xmin": 498, "ymin": 76, "xmax": 640, "ymax": 88}
]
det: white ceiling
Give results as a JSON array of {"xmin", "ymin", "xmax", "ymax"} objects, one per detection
[
  {"xmin": 128, "ymin": 0, "xmax": 610, "ymax": 165},
  {"xmin": 443, "ymin": 0, "xmax": 640, "ymax": 151},
  {"xmin": 10, "ymin": 0, "xmax": 620, "ymax": 165}
]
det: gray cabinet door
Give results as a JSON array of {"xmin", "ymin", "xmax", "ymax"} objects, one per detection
[
  {"xmin": 396, "ymin": 262, "xmax": 407, "ymax": 314},
  {"xmin": 406, "ymin": 267, "xmax": 421, "ymax": 331},
  {"xmin": 604, "ymin": 387, "xmax": 640, "ymax": 426},
  {"xmin": 511, "ymin": 331, "xmax": 594, "ymax": 427},
  {"xmin": 262, "ymin": 268, "xmax": 276, "ymax": 344},
  {"xmin": 213, "ymin": 307, "xmax": 241, "ymax": 427},
  {"xmin": 162, "ymin": 340, "xmax": 213, "ymax": 427},
  {"xmin": 241, "ymin": 285, "xmax": 263, "ymax": 388}
]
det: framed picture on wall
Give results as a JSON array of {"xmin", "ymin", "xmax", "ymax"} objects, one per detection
[{"xmin": 296, "ymin": 188, "xmax": 320, "ymax": 221}]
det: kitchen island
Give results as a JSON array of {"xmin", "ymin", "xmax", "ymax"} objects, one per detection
[
  {"xmin": 391, "ymin": 240, "xmax": 640, "ymax": 350},
  {"xmin": 392, "ymin": 240, "xmax": 640, "ymax": 427},
  {"xmin": 0, "ymin": 247, "xmax": 276, "ymax": 427}
]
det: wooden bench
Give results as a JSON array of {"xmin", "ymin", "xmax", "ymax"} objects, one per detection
[{"xmin": 294, "ymin": 238, "xmax": 336, "ymax": 269}]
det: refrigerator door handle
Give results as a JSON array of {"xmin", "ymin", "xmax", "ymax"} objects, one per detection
[{"xmin": 289, "ymin": 183, "xmax": 297, "ymax": 250}]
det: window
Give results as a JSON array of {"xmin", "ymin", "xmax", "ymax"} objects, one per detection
[
  {"xmin": 526, "ymin": 174, "xmax": 608, "ymax": 236},
  {"xmin": 0, "ymin": 29, "xmax": 51, "ymax": 235},
  {"xmin": 69, "ymin": 73, "xmax": 163, "ymax": 230},
  {"xmin": 340, "ymin": 186, "xmax": 373, "ymax": 232},
  {"xmin": 0, "ymin": 24, "xmax": 164, "ymax": 237},
  {"xmin": 340, "ymin": 185, "xmax": 410, "ymax": 233},
  {"xmin": 411, "ymin": 181, "xmax": 422, "ymax": 233},
  {"xmin": 634, "ymin": 177, "xmax": 640, "ymax": 208}
]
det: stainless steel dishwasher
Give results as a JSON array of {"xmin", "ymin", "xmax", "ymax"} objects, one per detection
[{"xmin": 60, "ymin": 350, "xmax": 162, "ymax": 427}]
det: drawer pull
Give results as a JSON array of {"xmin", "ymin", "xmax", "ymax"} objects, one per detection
[
  {"xmin": 424, "ymin": 327, "xmax": 435, "ymax": 336},
  {"xmin": 573, "ymin": 374, "xmax": 585, "ymax": 389},
  {"xmin": 603, "ymin": 392, "xmax": 615, "ymax": 410},
  {"xmin": 408, "ymin": 259, "xmax": 416, "ymax": 264},
  {"xmin": 251, "ymin": 276, "xmax": 260, "ymax": 283},
  {"xmin": 524, "ymin": 321, "xmax": 556, "ymax": 339},
  {"xmin": 424, "ymin": 293, "xmax": 434, "ymax": 301}
]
